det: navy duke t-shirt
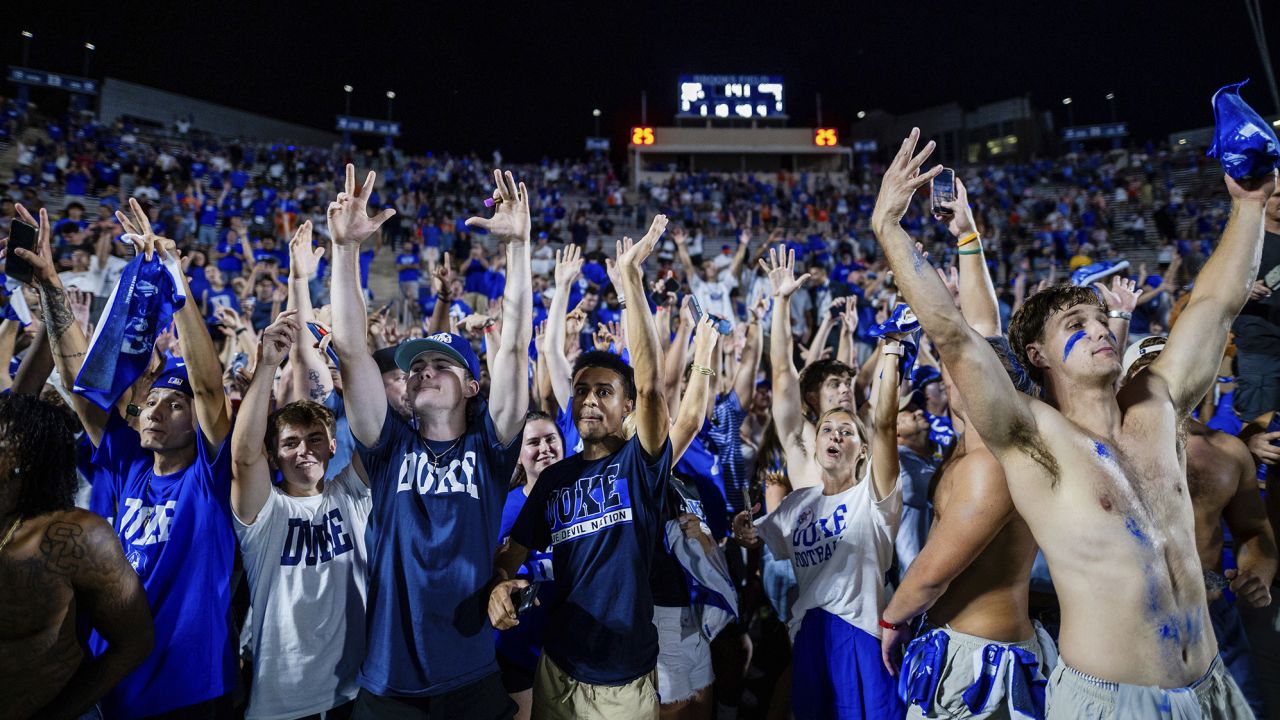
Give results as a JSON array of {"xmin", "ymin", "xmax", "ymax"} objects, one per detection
[
  {"xmin": 511, "ymin": 435, "xmax": 672, "ymax": 685},
  {"xmin": 355, "ymin": 401, "xmax": 521, "ymax": 696}
]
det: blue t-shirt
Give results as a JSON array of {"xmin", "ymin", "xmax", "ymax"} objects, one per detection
[
  {"xmin": 359, "ymin": 249, "xmax": 376, "ymax": 288},
  {"xmin": 510, "ymin": 435, "xmax": 673, "ymax": 685},
  {"xmin": 495, "ymin": 488, "xmax": 555, "ymax": 673},
  {"xmin": 675, "ymin": 433, "xmax": 730, "ymax": 541},
  {"xmin": 323, "ymin": 390, "xmax": 356, "ymax": 482},
  {"xmin": 397, "ymin": 253, "xmax": 421, "ymax": 283},
  {"xmin": 355, "ymin": 402, "xmax": 521, "ymax": 696},
  {"xmin": 89, "ymin": 413, "xmax": 237, "ymax": 718},
  {"xmin": 216, "ymin": 234, "xmax": 244, "ymax": 276}
]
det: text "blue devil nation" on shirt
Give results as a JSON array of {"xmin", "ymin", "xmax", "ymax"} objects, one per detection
[{"xmin": 511, "ymin": 436, "xmax": 672, "ymax": 686}]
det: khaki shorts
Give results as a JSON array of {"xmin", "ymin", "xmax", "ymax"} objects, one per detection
[
  {"xmin": 1045, "ymin": 656, "xmax": 1252, "ymax": 719},
  {"xmin": 905, "ymin": 623, "xmax": 1057, "ymax": 719},
  {"xmin": 532, "ymin": 653, "xmax": 659, "ymax": 720}
]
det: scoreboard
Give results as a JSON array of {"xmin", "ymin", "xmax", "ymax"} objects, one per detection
[{"xmin": 677, "ymin": 75, "xmax": 785, "ymax": 119}]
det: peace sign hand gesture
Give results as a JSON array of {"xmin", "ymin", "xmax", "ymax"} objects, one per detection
[{"xmin": 327, "ymin": 164, "xmax": 396, "ymax": 247}]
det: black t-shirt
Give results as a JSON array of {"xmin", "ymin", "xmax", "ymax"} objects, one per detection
[
  {"xmin": 649, "ymin": 473, "xmax": 707, "ymax": 607},
  {"xmin": 1233, "ymin": 231, "xmax": 1280, "ymax": 356}
]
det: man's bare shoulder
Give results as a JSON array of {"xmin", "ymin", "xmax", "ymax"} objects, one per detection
[
  {"xmin": 26, "ymin": 509, "xmax": 125, "ymax": 584},
  {"xmin": 945, "ymin": 449, "xmax": 1015, "ymax": 511}
]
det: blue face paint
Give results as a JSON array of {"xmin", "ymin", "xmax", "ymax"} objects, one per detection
[
  {"xmin": 1062, "ymin": 330, "xmax": 1087, "ymax": 363},
  {"xmin": 1094, "ymin": 440, "xmax": 1112, "ymax": 460},
  {"xmin": 1107, "ymin": 331, "xmax": 1117, "ymax": 345}
]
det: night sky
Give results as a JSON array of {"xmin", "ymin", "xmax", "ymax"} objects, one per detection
[{"xmin": 7, "ymin": 1, "xmax": 1280, "ymax": 160}]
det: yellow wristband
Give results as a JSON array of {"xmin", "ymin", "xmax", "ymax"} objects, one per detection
[
  {"xmin": 957, "ymin": 232, "xmax": 980, "ymax": 247},
  {"xmin": 691, "ymin": 364, "xmax": 716, "ymax": 376}
]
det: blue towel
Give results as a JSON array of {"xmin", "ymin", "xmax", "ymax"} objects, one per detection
[
  {"xmin": 74, "ymin": 251, "xmax": 187, "ymax": 410},
  {"xmin": 1208, "ymin": 80, "xmax": 1280, "ymax": 179},
  {"xmin": 899, "ymin": 629, "xmax": 949, "ymax": 711}
]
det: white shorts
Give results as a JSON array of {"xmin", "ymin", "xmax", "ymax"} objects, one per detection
[{"xmin": 652, "ymin": 605, "xmax": 714, "ymax": 704}]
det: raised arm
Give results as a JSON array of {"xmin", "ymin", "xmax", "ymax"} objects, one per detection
[
  {"xmin": 546, "ymin": 244, "xmax": 584, "ymax": 412},
  {"xmin": 117, "ymin": 199, "xmax": 230, "ymax": 448},
  {"xmin": 732, "ymin": 300, "xmax": 765, "ymax": 409},
  {"xmin": 763, "ymin": 248, "xmax": 813, "ymax": 445},
  {"xmin": 727, "ymin": 227, "xmax": 751, "ymax": 279},
  {"xmin": 869, "ymin": 130, "xmax": 1036, "ymax": 453},
  {"xmin": 328, "ymin": 164, "xmax": 397, "ymax": 446},
  {"xmin": 465, "ymin": 170, "xmax": 532, "ymax": 445},
  {"xmin": 672, "ymin": 226, "xmax": 697, "ymax": 279},
  {"xmin": 672, "ymin": 316, "xmax": 719, "ymax": 461},
  {"xmin": 663, "ymin": 297, "xmax": 695, "ymax": 417},
  {"xmin": 1094, "ymin": 276, "xmax": 1140, "ymax": 358},
  {"xmin": 0, "ymin": 320, "xmax": 17, "ymax": 392},
  {"xmin": 283, "ymin": 221, "xmax": 333, "ymax": 404},
  {"xmin": 938, "ymin": 178, "xmax": 1001, "ymax": 337},
  {"xmin": 1150, "ymin": 172, "xmax": 1276, "ymax": 415},
  {"xmin": 426, "ymin": 252, "xmax": 456, "ymax": 336},
  {"xmin": 869, "ymin": 339, "xmax": 902, "ymax": 501},
  {"xmin": 837, "ymin": 297, "xmax": 859, "ymax": 368},
  {"xmin": 232, "ymin": 310, "xmax": 298, "ymax": 523},
  {"xmin": 617, "ymin": 216, "xmax": 672, "ymax": 455},
  {"xmin": 11, "ymin": 205, "xmax": 109, "ymax": 445},
  {"xmin": 11, "ymin": 320, "xmax": 55, "ymax": 395}
]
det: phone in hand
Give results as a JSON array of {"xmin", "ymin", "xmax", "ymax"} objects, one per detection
[
  {"xmin": 930, "ymin": 168, "xmax": 956, "ymax": 215},
  {"xmin": 6, "ymin": 219, "xmax": 38, "ymax": 285},
  {"xmin": 515, "ymin": 582, "xmax": 540, "ymax": 616},
  {"xmin": 690, "ymin": 295, "xmax": 705, "ymax": 323}
]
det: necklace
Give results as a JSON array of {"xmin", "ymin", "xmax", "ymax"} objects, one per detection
[
  {"xmin": 0, "ymin": 516, "xmax": 22, "ymax": 555},
  {"xmin": 423, "ymin": 436, "xmax": 463, "ymax": 466}
]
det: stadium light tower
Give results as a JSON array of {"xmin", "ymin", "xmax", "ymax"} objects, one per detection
[
  {"xmin": 857, "ymin": 110, "xmax": 867, "ymax": 120},
  {"xmin": 1062, "ymin": 97, "xmax": 1074, "ymax": 128},
  {"xmin": 21, "ymin": 30, "xmax": 33, "ymax": 65},
  {"xmin": 386, "ymin": 90, "xmax": 396, "ymax": 120},
  {"xmin": 1105, "ymin": 93, "xmax": 1116, "ymax": 122},
  {"xmin": 83, "ymin": 42, "xmax": 95, "ymax": 77},
  {"xmin": 343, "ymin": 85, "xmax": 353, "ymax": 115},
  {"xmin": 592, "ymin": 107, "xmax": 602, "ymax": 137}
]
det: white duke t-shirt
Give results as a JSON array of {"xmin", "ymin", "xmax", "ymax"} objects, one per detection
[
  {"xmin": 234, "ymin": 466, "xmax": 372, "ymax": 720},
  {"xmin": 756, "ymin": 475, "xmax": 901, "ymax": 640}
]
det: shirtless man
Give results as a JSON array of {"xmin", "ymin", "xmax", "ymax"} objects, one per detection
[
  {"xmin": 766, "ymin": 248, "xmax": 857, "ymax": 503},
  {"xmin": 880, "ymin": 179, "xmax": 1057, "ymax": 718},
  {"xmin": 0, "ymin": 393, "xmax": 153, "ymax": 720},
  {"xmin": 1122, "ymin": 336, "xmax": 1277, "ymax": 717},
  {"xmin": 872, "ymin": 128, "xmax": 1272, "ymax": 717}
]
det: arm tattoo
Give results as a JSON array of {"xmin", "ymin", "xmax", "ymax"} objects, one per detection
[
  {"xmin": 306, "ymin": 369, "xmax": 328, "ymax": 402},
  {"xmin": 39, "ymin": 522, "xmax": 86, "ymax": 576},
  {"xmin": 910, "ymin": 246, "xmax": 927, "ymax": 276},
  {"xmin": 37, "ymin": 285, "xmax": 75, "ymax": 342}
]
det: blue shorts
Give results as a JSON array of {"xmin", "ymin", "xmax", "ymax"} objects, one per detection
[{"xmin": 792, "ymin": 609, "xmax": 904, "ymax": 720}]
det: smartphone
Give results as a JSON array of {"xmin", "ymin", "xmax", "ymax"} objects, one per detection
[
  {"xmin": 1265, "ymin": 265, "xmax": 1280, "ymax": 292},
  {"xmin": 930, "ymin": 168, "xmax": 956, "ymax": 215},
  {"xmin": 690, "ymin": 295, "xmax": 705, "ymax": 324},
  {"xmin": 229, "ymin": 352, "xmax": 250, "ymax": 374},
  {"xmin": 515, "ymin": 582, "xmax": 540, "ymax": 616},
  {"xmin": 6, "ymin": 219, "xmax": 37, "ymax": 285}
]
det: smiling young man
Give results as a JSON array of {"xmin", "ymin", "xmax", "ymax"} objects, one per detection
[
  {"xmin": 489, "ymin": 216, "xmax": 673, "ymax": 720},
  {"xmin": 871, "ymin": 129, "xmax": 1271, "ymax": 718},
  {"xmin": 14, "ymin": 200, "xmax": 238, "ymax": 718},
  {"xmin": 328, "ymin": 166, "xmax": 531, "ymax": 718},
  {"xmin": 231, "ymin": 309, "xmax": 372, "ymax": 720}
]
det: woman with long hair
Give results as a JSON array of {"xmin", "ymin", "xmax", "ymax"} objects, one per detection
[
  {"xmin": 496, "ymin": 411, "xmax": 565, "ymax": 720},
  {"xmin": 732, "ymin": 337, "xmax": 906, "ymax": 719}
]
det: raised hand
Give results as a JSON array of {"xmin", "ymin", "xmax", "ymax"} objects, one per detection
[
  {"xmin": 934, "ymin": 176, "xmax": 978, "ymax": 239},
  {"xmin": 117, "ymin": 197, "xmax": 178, "ymax": 263},
  {"xmin": 759, "ymin": 247, "xmax": 811, "ymax": 299},
  {"xmin": 1223, "ymin": 168, "xmax": 1278, "ymax": 204},
  {"xmin": 533, "ymin": 320, "xmax": 547, "ymax": 354},
  {"xmin": 936, "ymin": 265, "xmax": 960, "ymax": 307},
  {"xmin": 842, "ymin": 295, "xmax": 860, "ymax": 334},
  {"xmin": 617, "ymin": 214, "xmax": 668, "ymax": 269},
  {"xmin": 288, "ymin": 220, "xmax": 324, "ymax": 279},
  {"xmin": 692, "ymin": 315, "xmax": 720, "ymax": 363},
  {"xmin": 670, "ymin": 225, "xmax": 687, "ymax": 247},
  {"xmin": 214, "ymin": 306, "xmax": 244, "ymax": 337},
  {"xmin": 67, "ymin": 288, "xmax": 93, "ymax": 336},
  {"xmin": 327, "ymin": 164, "xmax": 396, "ymax": 247},
  {"xmin": 10, "ymin": 205, "xmax": 58, "ymax": 287},
  {"xmin": 872, "ymin": 127, "xmax": 943, "ymax": 229},
  {"xmin": 465, "ymin": 169, "xmax": 531, "ymax": 242},
  {"xmin": 1094, "ymin": 275, "xmax": 1141, "ymax": 314},
  {"xmin": 555, "ymin": 243, "xmax": 584, "ymax": 288},
  {"xmin": 750, "ymin": 295, "xmax": 771, "ymax": 324},
  {"xmin": 259, "ymin": 309, "xmax": 299, "ymax": 367},
  {"xmin": 592, "ymin": 325, "xmax": 615, "ymax": 352},
  {"xmin": 433, "ymin": 252, "xmax": 456, "ymax": 295},
  {"xmin": 678, "ymin": 295, "xmax": 696, "ymax": 331}
]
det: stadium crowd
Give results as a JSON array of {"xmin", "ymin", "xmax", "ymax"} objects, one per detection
[{"xmin": 0, "ymin": 97, "xmax": 1279, "ymax": 720}]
